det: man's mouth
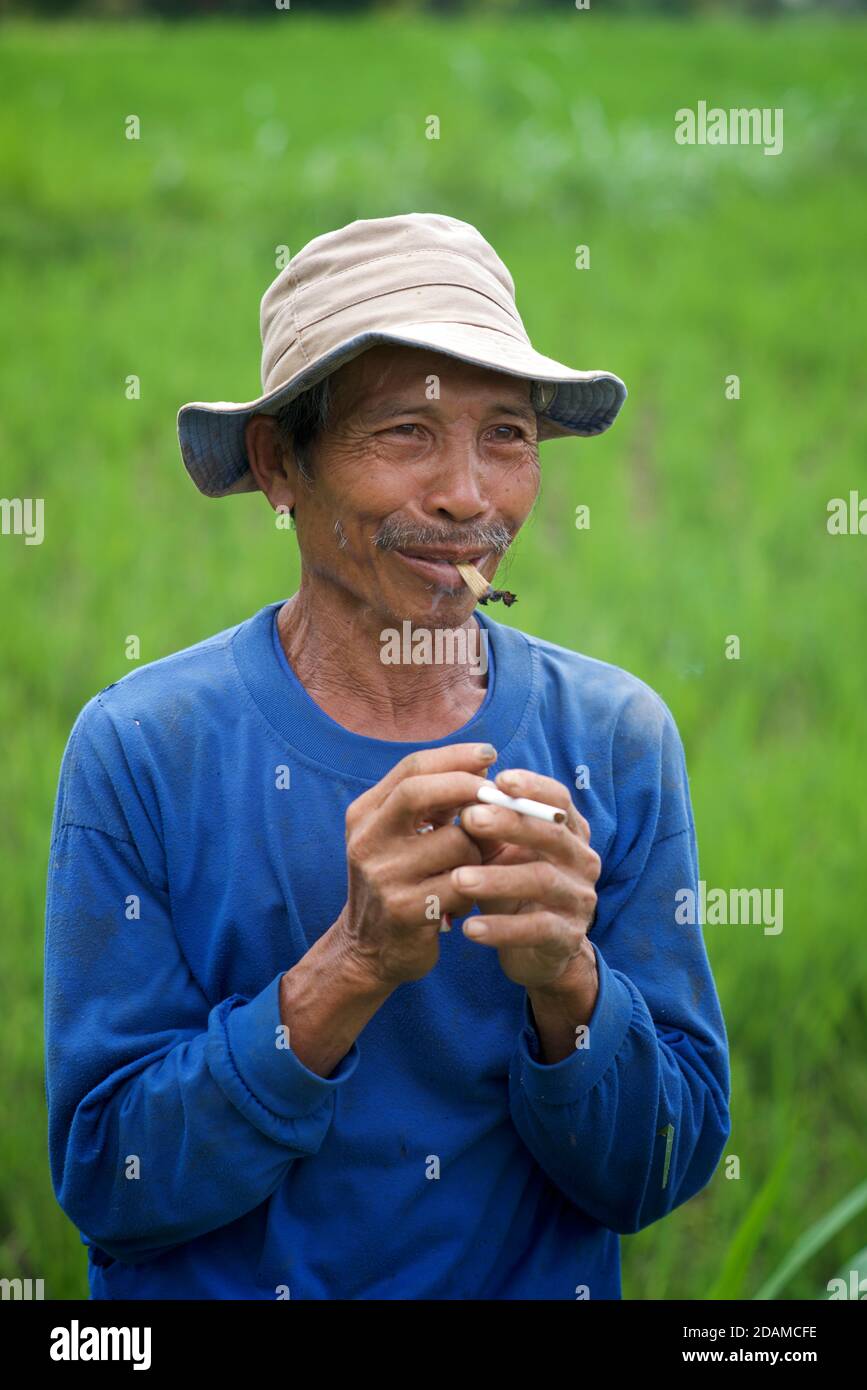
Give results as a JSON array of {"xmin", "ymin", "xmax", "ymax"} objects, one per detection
[{"xmin": 394, "ymin": 549, "xmax": 490, "ymax": 584}]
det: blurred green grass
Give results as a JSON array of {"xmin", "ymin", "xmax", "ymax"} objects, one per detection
[{"xmin": 1, "ymin": 16, "xmax": 866, "ymax": 1299}]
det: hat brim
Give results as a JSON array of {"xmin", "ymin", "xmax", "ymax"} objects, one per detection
[{"xmin": 177, "ymin": 323, "xmax": 627, "ymax": 498}]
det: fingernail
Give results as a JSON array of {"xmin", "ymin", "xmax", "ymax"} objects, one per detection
[
  {"xmin": 476, "ymin": 744, "xmax": 497, "ymax": 761},
  {"xmin": 498, "ymin": 770, "xmax": 519, "ymax": 788},
  {"xmin": 466, "ymin": 807, "xmax": 493, "ymax": 827},
  {"xmin": 455, "ymin": 867, "xmax": 481, "ymax": 888},
  {"xmin": 463, "ymin": 919, "xmax": 488, "ymax": 938}
]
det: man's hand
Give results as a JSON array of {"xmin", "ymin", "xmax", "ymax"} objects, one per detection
[
  {"xmin": 335, "ymin": 743, "xmax": 497, "ymax": 990},
  {"xmin": 450, "ymin": 768, "xmax": 601, "ymax": 993}
]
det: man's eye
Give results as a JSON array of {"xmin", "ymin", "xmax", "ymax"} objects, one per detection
[{"xmin": 381, "ymin": 422, "xmax": 528, "ymax": 442}]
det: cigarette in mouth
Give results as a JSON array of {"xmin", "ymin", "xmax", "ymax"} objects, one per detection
[
  {"xmin": 454, "ymin": 561, "xmax": 517, "ymax": 607},
  {"xmin": 476, "ymin": 783, "xmax": 567, "ymax": 824}
]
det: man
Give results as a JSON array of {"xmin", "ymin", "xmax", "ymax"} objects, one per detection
[{"xmin": 44, "ymin": 212, "xmax": 730, "ymax": 1300}]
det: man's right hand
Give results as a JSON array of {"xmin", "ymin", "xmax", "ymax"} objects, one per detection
[{"xmin": 335, "ymin": 742, "xmax": 498, "ymax": 989}]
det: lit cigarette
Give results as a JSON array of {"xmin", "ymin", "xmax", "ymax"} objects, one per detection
[
  {"xmin": 455, "ymin": 561, "xmax": 517, "ymax": 608},
  {"xmin": 476, "ymin": 783, "xmax": 567, "ymax": 824}
]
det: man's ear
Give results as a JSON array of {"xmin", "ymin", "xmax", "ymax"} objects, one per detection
[{"xmin": 245, "ymin": 414, "xmax": 296, "ymax": 513}]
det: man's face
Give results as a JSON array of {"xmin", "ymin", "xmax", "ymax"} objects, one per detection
[{"xmin": 266, "ymin": 344, "xmax": 541, "ymax": 624}]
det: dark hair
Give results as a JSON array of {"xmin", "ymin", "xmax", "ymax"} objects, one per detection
[{"xmin": 273, "ymin": 377, "xmax": 332, "ymax": 520}]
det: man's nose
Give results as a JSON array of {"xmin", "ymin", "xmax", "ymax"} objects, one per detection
[{"xmin": 421, "ymin": 440, "xmax": 489, "ymax": 520}]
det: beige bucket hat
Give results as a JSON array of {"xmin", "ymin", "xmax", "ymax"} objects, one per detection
[{"xmin": 177, "ymin": 212, "xmax": 627, "ymax": 498}]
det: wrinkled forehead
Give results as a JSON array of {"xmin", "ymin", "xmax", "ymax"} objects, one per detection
[{"xmin": 328, "ymin": 344, "xmax": 536, "ymax": 418}]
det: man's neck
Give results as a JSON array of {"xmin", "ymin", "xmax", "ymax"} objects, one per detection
[{"xmin": 276, "ymin": 586, "xmax": 489, "ymax": 742}]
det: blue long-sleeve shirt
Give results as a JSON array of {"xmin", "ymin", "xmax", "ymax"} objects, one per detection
[{"xmin": 44, "ymin": 598, "xmax": 730, "ymax": 1300}]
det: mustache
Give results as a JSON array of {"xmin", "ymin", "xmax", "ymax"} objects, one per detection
[{"xmin": 372, "ymin": 517, "xmax": 514, "ymax": 555}]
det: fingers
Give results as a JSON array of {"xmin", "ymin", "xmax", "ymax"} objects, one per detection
[
  {"xmin": 458, "ymin": 801, "xmax": 601, "ymax": 878},
  {"xmin": 378, "ymin": 770, "xmax": 495, "ymax": 838},
  {"xmin": 422, "ymin": 868, "xmax": 489, "ymax": 922},
  {"xmin": 492, "ymin": 769, "xmax": 590, "ymax": 842},
  {"xmin": 451, "ymin": 859, "xmax": 596, "ymax": 915},
  {"xmin": 347, "ymin": 743, "xmax": 497, "ymax": 823},
  {"xmin": 404, "ymin": 823, "xmax": 483, "ymax": 879},
  {"xmin": 375, "ymin": 860, "xmax": 489, "ymax": 928},
  {"xmin": 462, "ymin": 910, "xmax": 583, "ymax": 951}
]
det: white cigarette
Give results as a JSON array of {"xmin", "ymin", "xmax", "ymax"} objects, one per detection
[{"xmin": 476, "ymin": 783, "xmax": 567, "ymax": 824}]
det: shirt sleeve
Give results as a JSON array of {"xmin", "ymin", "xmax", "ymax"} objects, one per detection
[
  {"xmin": 44, "ymin": 695, "xmax": 359, "ymax": 1265},
  {"xmin": 507, "ymin": 685, "xmax": 731, "ymax": 1236}
]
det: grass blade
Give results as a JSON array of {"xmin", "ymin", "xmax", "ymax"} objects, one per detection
[{"xmin": 755, "ymin": 1178, "xmax": 867, "ymax": 1300}]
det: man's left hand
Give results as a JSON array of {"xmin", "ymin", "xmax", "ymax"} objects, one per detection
[{"xmin": 451, "ymin": 769, "xmax": 601, "ymax": 993}]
